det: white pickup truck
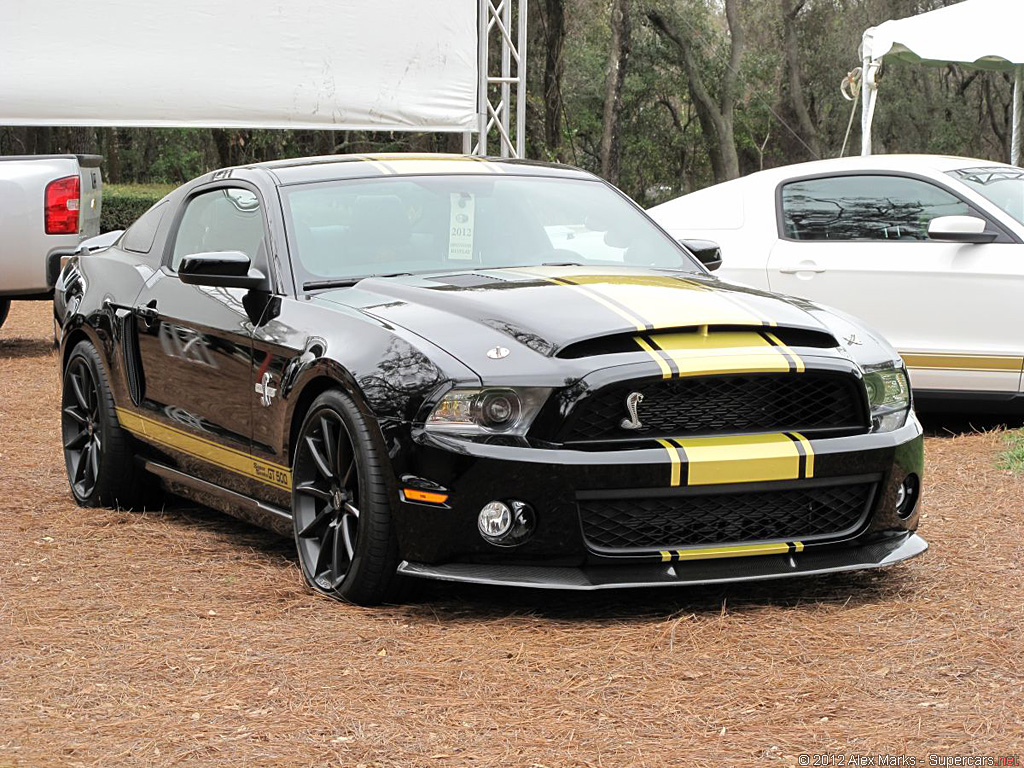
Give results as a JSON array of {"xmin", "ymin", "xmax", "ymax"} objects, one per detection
[{"xmin": 0, "ymin": 154, "xmax": 102, "ymax": 329}]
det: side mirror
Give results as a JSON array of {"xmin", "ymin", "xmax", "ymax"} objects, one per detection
[
  {"xmin": 679, "ymin": 238, "xmax": 723, "ymax": 271},
  {"xmin": 927, "ymin": 215, "xmax": 997, "ymax": 244},
  {"xmin": 178, "ymin": 251, "xmax": 267, "ymax": 289}
]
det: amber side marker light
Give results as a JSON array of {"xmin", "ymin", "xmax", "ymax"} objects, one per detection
[{"xmin": 403, "ymin": 488, "xmax": 450, "ymax": 504}]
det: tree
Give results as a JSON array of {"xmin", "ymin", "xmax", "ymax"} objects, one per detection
[
  {"xmin": 647, "ymin": 0, "xmax": 746, "ymax": 182},
  {"xmin": 779, "ymin": 0, "xmax": 821, "ymax": 160},
  {"xmin": 599, "ymin": 0, "xmax": 632, "ymax": 185}
]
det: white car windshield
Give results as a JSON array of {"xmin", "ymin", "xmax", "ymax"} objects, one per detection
[
  {"xmin": 281, "ymin": 175, "xmax": 700, "ymax": 285},
  {"xmin": 948, "ymin": 166, "xmax": 1024, "ymax": 225}
]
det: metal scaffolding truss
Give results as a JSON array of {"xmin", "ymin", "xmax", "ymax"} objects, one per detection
[{"xmin": 467, "ymin": 0, "xmax": 527, "ymax": 158}]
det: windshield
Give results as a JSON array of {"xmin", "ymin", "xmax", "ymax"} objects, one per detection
[
  {"xmin": 948, "ymin": 166, "xmax": 1024, "ymax": 225},
  {"xmin": 281, "ymin": 175, "xmax": 700, "ymax": 286}
]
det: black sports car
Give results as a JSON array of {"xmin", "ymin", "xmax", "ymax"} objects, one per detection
[{"xmin": 54, "ymin": 154, "xmax": 926, "ymax": 605}]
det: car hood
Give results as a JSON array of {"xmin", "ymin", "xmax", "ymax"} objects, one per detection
[{"xmin": 313, "ymin": 266, "xmax": 871, "ymax": 378}]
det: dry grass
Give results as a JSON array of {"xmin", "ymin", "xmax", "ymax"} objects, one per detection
[{"xmin": 1, "ymin": 300, "xmax": 1022, "ymax": 766}]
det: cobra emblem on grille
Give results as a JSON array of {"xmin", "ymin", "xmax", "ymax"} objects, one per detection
[{"xmin": 620, "ymin": 392, "xmax": 644, "ymax": 430}]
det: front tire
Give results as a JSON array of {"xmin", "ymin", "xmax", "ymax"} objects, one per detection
[
  {"xmin": 292, "ymin": 390, "xmax": 401, "ymax": 605},
  {"xmin": 61, "ymin": 340, "xmax": 153, "ymax": 508}
]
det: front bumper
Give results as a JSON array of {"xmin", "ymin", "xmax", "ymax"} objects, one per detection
[
  {"xmin": 398, "ymin": 531, "xmax": 927, "ymax": 590},
  {"xmin": 390, "ymin": 416, "xmax": 924, "ymax": 569}
]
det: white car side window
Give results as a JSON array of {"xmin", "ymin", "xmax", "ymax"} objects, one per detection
[{"xmin": 781, "ymin": 175, "xmax": 969, "ymax": 241}]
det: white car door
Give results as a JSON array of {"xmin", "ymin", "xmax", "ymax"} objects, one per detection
[{"xmin": 766, "ymin": 172, "xmax": 1024, "ymax": 395}]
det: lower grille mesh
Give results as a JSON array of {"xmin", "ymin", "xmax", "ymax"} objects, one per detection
[{"xmin": 580, "ymin": 483, "xmax": 874, "ymax": 552}]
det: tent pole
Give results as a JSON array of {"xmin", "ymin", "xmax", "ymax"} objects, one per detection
[
  {"xmin": 1012, "ymin": 65, "xmax": 1023, "ymax": 167},
  {"xmin": 860, "ymin": 55, "xmax": 875, "ymax": 156}
]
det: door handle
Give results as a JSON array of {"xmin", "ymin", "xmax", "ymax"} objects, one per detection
[{"xmin": 778, "ymin": 262, "xmax": 826, "ymax": 275}]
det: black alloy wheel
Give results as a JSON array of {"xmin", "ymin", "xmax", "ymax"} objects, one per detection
[
  {"xmin": 61, "ymin": 341, "xmax": 154, "ymax": 508},
  {"xmin": 292, "ymin": 390, "xmax": 400, "ymax": 605},
  {"xmin": 62, "ymin": 353, "xmax": 103, "ymax": 499}
]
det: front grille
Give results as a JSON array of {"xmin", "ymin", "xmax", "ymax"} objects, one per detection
[
  {"xmin": 579, "ymin": 482, "xmax": 874, "ymax": 553},
  {"xmin": 561, "ymin": 373, "xmax": 865, "ymax": 443}
]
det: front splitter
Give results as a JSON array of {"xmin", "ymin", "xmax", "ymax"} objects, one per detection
[{"xmin": 397, "ymin": 532, "xmax": 927, "ymax": 591}]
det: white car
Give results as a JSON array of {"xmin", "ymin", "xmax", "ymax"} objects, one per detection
[{"xmin": 649, "ymin": 154, "xmax": 1024, "ymax": 410}]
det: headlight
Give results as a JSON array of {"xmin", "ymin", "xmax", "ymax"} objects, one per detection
[
  {"xmin": 425, "ymin": 387, "xmax": 551, "ymax": 436},
  {"xmin": 863, "ymin": 367, "xmax": 910, "ymax": 432}
]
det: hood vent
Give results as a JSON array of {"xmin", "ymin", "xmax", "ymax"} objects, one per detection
[{"xmin": 557, "ymin": 325, "xmax": 838, "ymax": 359}]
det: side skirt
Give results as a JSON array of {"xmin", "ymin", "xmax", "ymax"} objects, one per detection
[{"xmin": 143, "ymin": 460, "xmax": 293, "ymax": 537}]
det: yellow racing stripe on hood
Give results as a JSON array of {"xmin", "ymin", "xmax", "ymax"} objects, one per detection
[
  {"xmin": 558, "ymin": 272, "xmax": 766, "ymax": 329},
  {"xmin": 643, "ymin": 330, "xmax": 799, "ymax": 377}
]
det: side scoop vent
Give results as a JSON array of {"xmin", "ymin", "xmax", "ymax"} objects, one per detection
[{"xmin": 557, "ymin": 325, "xmax": 838, "ymax": 359}]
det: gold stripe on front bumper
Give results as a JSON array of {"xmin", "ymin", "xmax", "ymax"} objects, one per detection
[
  {"xmin": 657, "ymin": 432, "xmax": 815, "ymax": 487},
  {"xmin": 659, "ymin": 541, "xmax": 804, "ymax": 562}
]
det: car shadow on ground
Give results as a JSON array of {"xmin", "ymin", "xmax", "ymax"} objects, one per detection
[
  {"xmin": 141, "ymin": 495, "xmax": 918, "ymax": 623},
  {"xmin": 0, "ymin": 337, "xmax": 56, "ymax": 359},
  {"xmin": 919, "ymin": 410, "xmax": 1024, "ymax": 437}
]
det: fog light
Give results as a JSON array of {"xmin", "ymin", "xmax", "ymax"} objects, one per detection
[
  {"xmin": 478, "ymin": 501, "xmax": 513, "ymax": 539},
  {"xmin": 478, "ymin": 500, "xmax": 536, "ymax": 546},
  {"xmin": 896, "ymin": 474, "xmax": 919, "ymax": 519}
]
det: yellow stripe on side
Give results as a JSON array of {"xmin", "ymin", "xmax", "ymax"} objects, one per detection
[
  {"xmin": 634, "ymin": 336, "xmax": 673, "ymax": 379},
  {"xmin": 114, "ymin": 408, "xmax": 292, "ymax": 491},
  {"xmin": 649, "ymin": 331, "xmax": 792, "ymax": 378},
  {"xmin": 660, "ymin": 550, "xmax": 672, "ymax": 562},
  {"xmin": 792, "ymin": 541, "xmax": 805, "ymax": 553},
  {"xmin": 900, "ymin": 352, "xmax": 1024, "ymax": 372},
  {"xmin": 672, "ymin": 433, "xmax": 807, "ymax": 486},
  {"xmin": 656, "ymin": 438, "xmax": 683, "ymax": 487}
]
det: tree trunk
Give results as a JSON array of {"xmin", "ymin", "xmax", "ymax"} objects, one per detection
[
  {"xmin": 541, "ymin": 0, "xmax": 567, "ymax": 159},
  {"xmin": 647, "ymin": 3, "xmax": 744, "ymax": 183},
  {"xmin": 600, "ymin": 0, "xmax": 632, "ymax": 185},
  {"xmin": 780, "ymin": 0, "xmax": 821, "ymax": 159}
]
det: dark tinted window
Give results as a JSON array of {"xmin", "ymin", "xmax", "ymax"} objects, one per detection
[
  {"xmin": 171, "ymin": 188, "xmax": 265, "ymax": 271},
  {"xmin": 781, "ymin": 175, "xmax": 969, "ymax": 241},
  {"xmin": 122, "ymin": 200, "xmax": 168, "ymax": 254}
]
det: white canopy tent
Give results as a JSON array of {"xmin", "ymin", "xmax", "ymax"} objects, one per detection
[
  {"xmin": 860, "ymin": 0, "xmax": 1024, "ymax": 164},
  {"xmin": 0, "ymin": 0, "xmax": 527, "ymax": 156}
]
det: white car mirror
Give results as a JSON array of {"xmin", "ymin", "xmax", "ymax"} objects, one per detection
[{"xmin": 927, "ymin": 215, "xmax": 997, "ymax": 244}]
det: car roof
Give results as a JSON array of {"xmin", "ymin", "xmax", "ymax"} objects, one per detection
[
  {"xmin": 743, "ymin": 153, "xmax": 1013, "ymax": 184},
  {"xmin": 245, "ymin": 153, "xmax": 598, "ymax": 186}
]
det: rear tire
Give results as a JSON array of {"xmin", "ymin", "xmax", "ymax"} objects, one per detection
[
  {"xmin": 0, "ymin": 298, "xmax": 10, "ymax": 330},
  {"xmin": 61, "ymin": 340, "xmax": 156, "ymax": 509},
  {"xmin": 291, "ymin": 390, "xmax": 401, "ymax": 606}
]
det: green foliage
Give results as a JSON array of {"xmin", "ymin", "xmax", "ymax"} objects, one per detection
[
  {"xmin": 999, "ymin": 430, "xmax": 1024, "ymax": 475},
  {"xmin": 101, "ymin": 184, "xmax": 175, "ymax": 233}
]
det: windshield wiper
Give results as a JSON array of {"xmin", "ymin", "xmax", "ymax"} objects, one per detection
[{"xmin": 302, "ymin": 272, "xmax": 412, "ymax": 291}]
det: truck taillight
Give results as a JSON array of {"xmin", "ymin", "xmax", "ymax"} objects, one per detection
[{"xmin": 45, "ymin": 175, "xmax": 81, "ymax": 235}]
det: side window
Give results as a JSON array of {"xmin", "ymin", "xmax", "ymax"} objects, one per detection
[
  {"xmin": 781, "ymin": 175, "xmax": 970, "ymax": 241},
  {"xmin": 122, "ymin": 200, "xmax": 168, "ymax": 255},
  {"xmin": 170, "ymin": 188, "xmax": 265, "ymax": 271}
]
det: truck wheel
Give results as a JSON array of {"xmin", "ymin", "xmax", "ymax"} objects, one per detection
[
  {"xmin": 61, "ymin": 340, "xmax": 155, "ymax": 509},
  {"xmin": 291, "ymin": 390, "xmax": 402, "ymax": 605},
  {"xmin": 0, "ymin": 299, "xmax": 9, "ymax": 330}
]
